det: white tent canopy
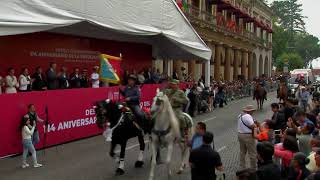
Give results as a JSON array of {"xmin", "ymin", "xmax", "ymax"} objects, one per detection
[{"xmin": 0, "ymin": 0, "xmax": 212, "ymax": 61}]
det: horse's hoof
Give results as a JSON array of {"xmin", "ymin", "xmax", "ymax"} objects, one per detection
[
  {"xmin": 115, "ymin": 168, "xmax": 125, "ymax": 176},
  {"xmin": 135, "ymin": 161, "xmax": 144, "ymax": 168}
]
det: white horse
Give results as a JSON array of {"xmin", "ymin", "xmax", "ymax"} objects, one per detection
[{"xmin": 149, "ymin": 89, "xmax": 193, "ymax": 180}]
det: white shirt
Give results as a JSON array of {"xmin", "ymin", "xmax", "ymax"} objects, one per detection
[
  {"xmin": 91, "ymin": 73, "xmax": 100, "ymax": 88},
  {"xmin": 5, "ymin": 75, "xmax": 19, "ymax": 94},
  {"xmin": 238, "ymin": 113, "xmax": 254, "ymax": 133},
  {"xmin": 22, "ymin": 125, "xmax": 35, "ymax": 140},
  {"xmin": 19, "ymin": 74, "xmax": 31, "ymax": 91}
]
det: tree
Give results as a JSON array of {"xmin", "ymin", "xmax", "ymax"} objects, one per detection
[
  {"xmin": 294, "ymin": 33, "xmax": 320, "ymax": 67},
  {"xmin": 276, "ymin": 52, "xmax": 304, "ymax": 71},
  {"xmin": 272, "ymin": 18, "xmax": 290, "ymax": 61},
  {"xmin": 271, "ymin": 0, "xmax": 306, "ymax": 46}
]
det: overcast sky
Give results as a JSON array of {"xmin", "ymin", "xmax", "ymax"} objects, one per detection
[{"xmin": 267, "ymin": 0, "xmax": 320, "ymax": 38}]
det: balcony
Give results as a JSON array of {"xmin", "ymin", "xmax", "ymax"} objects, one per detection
[{"xmin": 182, "ymin": 5, "xmax": 267, "ymax": 47}]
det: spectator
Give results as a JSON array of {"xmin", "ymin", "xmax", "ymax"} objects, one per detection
[
  {"xmin": 283, "ymin": 99, "xmax": 296, "ymax": 123},
  {"xmin": 57, "ymin": 66, "xmax": 70, "ymax": 89},
  {"xmin": 288, "ymin": 152, "xmax": 311, "ymax": 180},
  {"xmin": 26, "ymin": 104, "xmax": 44, "ymax": 145},
  {"xmin": 271, "ymin": 103, "xmax": 286, "ymax": 131},
  {"xmin": 187, "ymin": 86, "xmax": 198, "ymax": 117},
  {"xmin": 189, "ymin": 132, "xmax": 223, "ymax": 180},
  {"xmin": 256, "ymin": 141, "xmax": 281, "ymax": 180},
  {"xmin": 31, "ymin": 66, "xmax": 47, "ymax": 91},
  {"xmin": 238, "ymin": 105, "xmax": 257, "ymax": 170},
  {"xmin": 307, "ymin": 171, "xmax": 320, "ymax": 180},
  {"xmin": 69, "ymin": 67, "xmax": 81, "ymax": 88},
  {"xmin": 0, "ymin": 74, "xmax": 3, "ymax": 94},
  {"xmin": 137, "ymin": 70, "xmax": 145, "ymax": 84},
  {"xmin": 307, "ymin": 136, "xmax": 320, "ymax": 173},
  {"xmin": 20, "ymin": 115, "xmax": 42, "ymax": 168},
  {"xmin": 274, "ymin": 135, "xmax": 299, "ymax": 177},
  {"xmin": 5, "ymin": 67, "xmax": 19, "ymax": 94},
  {"xmin": 19, "ymin": 67, "xmax": 31, "ymax": 92},
  {"xmin": 46, "ymin": 62, "xmax": 58, "ymax": 90},
  {"xmin": 288, "ymin": 111, "xmax": 315, "ymax": 135},
  {"xmin": 122, "ymin": 70, "xmax": 130, "ymax": 85},
  {"xmin": 190, "ymin": 122, "xmax": 207, "ymax": 150},
  {"xmin": 298, "ymin": 86, "xmax": 310, "ymax": 112},
  {"xmin": 80, "ymin": 68, "xmax": 89, "ymax": 88},
  {"xmin": 172, "ymin": 69, "xmax": 179, "ymax": 80},
  {"xmin": 151, "ymin": 68, "xmax": 160, "ymax": 84},
  {"xmin": 297, "ymin": 121, "xmax": 314, "ymax": 155},
  {"xmin": 255, "ymin": 120, "xmax": 274, "ymax": 142},
  {"xmin": 236, "ymin": 168, "xmax": 257, "ymax": 180},
  {"xmin": 144, "ymin": 68, "xmax": 151, "ymax": 83},
  {"xmin": 91, "ymin": 66, "xmax": 100, "ymax": 88}
]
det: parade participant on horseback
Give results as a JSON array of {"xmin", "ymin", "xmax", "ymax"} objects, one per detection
[
  {"xmin": 163, "ymin": 79, "xmax": 193, "ymax": 173},
  {"xmin": 119, "ymin": 75, "xmax": 145, "ymax": 130}
]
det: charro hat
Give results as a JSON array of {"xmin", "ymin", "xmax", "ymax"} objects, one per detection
[
  {"xmin": 243, "ymin": 105, "xmax": 256, "ymax": 112},
  {"xmin": 169, "ymin": 79, "xmax": 179, "ymax": 85}
]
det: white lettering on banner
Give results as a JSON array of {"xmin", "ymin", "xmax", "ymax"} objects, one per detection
[
  {"xmin": 140, "ymin": 101, "xmax": 151, "ymax": 107},
  {"xmin": 46, "ymin": 108, "xmax": 97, "ymax": 133}
]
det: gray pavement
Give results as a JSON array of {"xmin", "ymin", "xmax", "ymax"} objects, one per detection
[{"xmin": 0, "ymin": 92, "xmax": 276, "ymax": 180}]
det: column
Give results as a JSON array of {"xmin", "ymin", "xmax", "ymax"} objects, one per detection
[
  {"xmin": 163, "ymin": 59, "xmax": 169, "ymax": 76},
  {"xmin": 214, "ymin": 44, "xmax": 222, "ymax": 81},
  {"xmin": 205, "ymin": 60, "xmax": 210, "ymax": 87},
  {"xmin": 248, "ymin": 52, "xmax": 253, "ymax": 80},
  {"xmin": 188, "ymin": 60, "xmax": 196, "ymax": 81},
  {"xmin": 224, "ymin": 46, "xmax": 232, "ymax": 81},
  {"xmin": 233, "ymin": 49, "xmax": 241, "ymax": 80},
  {"xmin": 241, "ymin": 50, "xmax": 248, "ymax": 79}
]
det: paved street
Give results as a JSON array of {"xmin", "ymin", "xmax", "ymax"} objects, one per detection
[{"xmin": 0, "ymin": 92, "xmax": 276, "ymax": 180}]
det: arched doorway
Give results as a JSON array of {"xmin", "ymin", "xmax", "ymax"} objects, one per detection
[
  {"xmin": 264, "ymin": 56, "xmax": 269, "ymax": 77},
  {"xmin": 259, "ymin": 55, "xmax": 263, "ymax": 76},
  {"xmin": 252, "ymin": 53, "xmax": 257, "ymax": 78}
]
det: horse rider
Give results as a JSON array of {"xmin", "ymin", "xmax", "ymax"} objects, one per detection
[
  {"xmin": 163, "ymin": 79, "xmax": 191, "ymax": 138},
  {"xmin": 120, "ymin": 75, "xmax": 144, "ymax": 129}
]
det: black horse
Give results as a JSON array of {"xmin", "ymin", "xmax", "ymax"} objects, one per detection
[{"xmin": 95, "ymin": 99, "xmax": 151, "ymax": 175}]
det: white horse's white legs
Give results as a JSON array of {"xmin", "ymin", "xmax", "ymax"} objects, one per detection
[
  {"xmin": 149, "ymin": 142, "xmax": 157, "ymax": 180},
  {"xmin": 166, "ymin": 142, "xmax": 174, "ymax": 179},
  {"xmin": 137, "ymin": 150, "xmax": 144, "ymax": 161}
]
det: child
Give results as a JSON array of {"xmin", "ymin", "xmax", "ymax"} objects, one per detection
[{"xmin": 20, "ymin": 115, "xmax": 42, "ymax": 168}]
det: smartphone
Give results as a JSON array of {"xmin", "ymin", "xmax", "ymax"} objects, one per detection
[{"xmin": 274, "ymin": 130, "xmax": 281, "ymax": 135}]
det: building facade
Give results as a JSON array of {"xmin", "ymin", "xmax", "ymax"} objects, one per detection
[{"xmin": 154, "ymin": 0, "xmax": 273, "ymax": 82}]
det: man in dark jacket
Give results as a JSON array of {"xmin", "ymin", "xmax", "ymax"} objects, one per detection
[
  {"xmin": 271, "ymin": 103, "xmax": 286, "ymax": 130},
  {"xmin": 46, "ymin": 62, "xmax": 58, "ymax": 90},
  {"xmin": 189, "ymin": 132, "xmax": 223, "ymax": 180},
  {"xmin": 256, "ymin": 141, "xmax": 281, "ymax": 180},
  {"xmin": 69, "ymin": 67, "xmax": 81, "ymax": 88},
  {"xmin": 31, "ymin": 66, "xmax": 47, "ymax": 91},
  {"xmin": 57, "ymin": 66, "xmax": 70, "ymax": 89},
  {"xmin": 120, "ymin": 75, "xmax": 144, "ymax": 125}
]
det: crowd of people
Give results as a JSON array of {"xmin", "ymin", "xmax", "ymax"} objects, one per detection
[{"xmin": 234, "ymin": 82, "xmax": 320, "ymax": 180}]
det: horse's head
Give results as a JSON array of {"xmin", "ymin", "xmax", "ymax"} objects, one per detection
[
  {"xmin": 95, "ymin": 99, "xmax": 123, "ymax": 129},
  {"xmin": 151, "ymin": 88, "xmax": 169, "ymax": 114}
]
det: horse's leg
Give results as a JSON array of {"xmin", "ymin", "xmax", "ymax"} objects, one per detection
[
  {"xmin": 256, "ymin": 99, "xmax": 259, "ymax": 109},
  {"xmin": 149, "ymin": 141, "xmax": 157, "ymax": 180},
  {"xmin": 109, "ymin": 140, "xmax": 117, "ymax": 158},
  {"xmin": 177, "ymin": 141, "xmax": 189, "ymax": 174},
  {"xmin": 166, "ymin": 141, "xmax": 174, "ymax": 180},
  {"xmin": 115, "ymin": 140, "xmax": 127, "ymax": 176},
  {"xmin": 135, "ymin": 133, "xmax": 145, "ymax": 168}
]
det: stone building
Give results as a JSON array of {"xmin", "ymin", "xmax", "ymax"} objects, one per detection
[{"xmin": 153, "ymin": 0, "xmax": 273, "ymax": 82}]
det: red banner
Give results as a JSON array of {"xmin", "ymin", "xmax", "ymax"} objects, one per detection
[{"xmin": 0, "ymin": 83, "xmax": 190, "ymax": 158}]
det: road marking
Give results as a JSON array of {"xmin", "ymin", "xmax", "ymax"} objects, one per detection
[
  {"xmin": 217, "ymin": 146, "xmax": 226, "ymax": 152},
  {"xmin": 202, "ymin": 116, "xmax": 216, "ymax": 122},
  {"xmin": 115, "ymin": 140, "xmax": 150, "ymax": 153}
]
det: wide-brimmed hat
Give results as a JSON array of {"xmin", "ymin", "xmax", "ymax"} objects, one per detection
[
  {"xmin": 243, "ymin": 105, "xmax": 256, "ymax": 112},
  {"xmin": 128, "ymin": 75, "xmax": 137, "ymax": 81},
  {"xmin": 169, "ymin": 79, "xmax": 179, "ymax": 85}
]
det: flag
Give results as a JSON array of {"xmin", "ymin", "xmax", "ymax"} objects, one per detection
[
  {"xmin": 100, "ymin": 54, "xmax": 121, "ymax": 84},
  {"xmin": 177, "ymin": 0, "xmax": 188, "ymax": 11}
]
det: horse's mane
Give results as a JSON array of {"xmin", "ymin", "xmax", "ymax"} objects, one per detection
[{"xmin": 158, "ymin": 94, "xmax": 180, "ymax": 138}]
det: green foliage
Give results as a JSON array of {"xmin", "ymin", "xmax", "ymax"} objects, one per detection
[
  {"xmin": 275, "ymin": 53, "xmax": 304, "ymax": 71},
  {"xmin": 294, "ymin": 33, "xmax": 320, "ymax": 66}
]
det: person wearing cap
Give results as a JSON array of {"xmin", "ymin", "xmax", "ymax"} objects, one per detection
[
  {"xmin": 163, "ymin": 79, "xmax": 190, "ymax": 137},
  {"xmin": 256, "ymin": 141, "xmax": 281, "ymax": 180},
  {"xmin": 298, "ymin": 86, "xmax": 310, "ymax": 112},
  {"xmin": 91, "ymin": 66, "xmax": 100, "ymax": 88},
  {"xmin": 237, "ymin": 105, "xmax": 257, "ymax": 170},
  {"xmin": 120, "ymin": 75, "xmax": 144, "ymax": 126},
  {"xmin": 288, "ymin": 152, "xmax": 311, "ymax": 180}
]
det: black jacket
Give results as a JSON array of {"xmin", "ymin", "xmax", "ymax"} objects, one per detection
[
  {"xmin": 189, "ymin": 145, "xmax": 222, "ymax": 180},
  {"xmin": 31, "ymin": 73, "xmax": 46, "ymax": 91},
  {"xmin": 257, "ymin": 160, "xmax": 281, "ymax": 180},
  {"xmin": 120, "ymin": 86, "xmax": 141, "ymax": 106},
  {"xmin": 272, "ymin": 111, "xmax": 286, "ymax": 130},
  {"xmin": 69, "ymin": 73, "xmax": 81, "ymax": 88},
  {"xmin": 46, "ymin": 69, "xmax": 58, "ymax": 90}
]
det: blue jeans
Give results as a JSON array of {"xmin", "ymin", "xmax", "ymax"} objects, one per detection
[
  {"xmin": 22, "ymin": 139, "xmax": 38, "ymax": 165},
  {"xmin": 32, "ymin": 130, "xmax": 40, "ymax": 145}
]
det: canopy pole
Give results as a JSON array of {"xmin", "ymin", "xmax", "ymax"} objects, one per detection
[{"xmin": 205, "ymin": 60, "xmax": 210, "ymax": 87}]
